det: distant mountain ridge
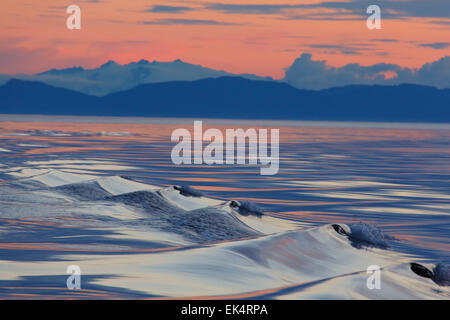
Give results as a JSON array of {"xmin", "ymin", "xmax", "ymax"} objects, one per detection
[
  {"xmin": 2, "ymin": 54, "xmax": 449, "ymax": 96},
  {"xmin": 0, "ymin": 59, "xmax": 272, "ymax": 96},
  {"xmin": 1, "ymin": 77, "xmax": 449, "ymax": 122}
]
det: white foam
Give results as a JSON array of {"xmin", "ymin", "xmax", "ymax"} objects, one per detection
[
  {"xmin": 18, "ymin": 144, "xmax": 48, "ymax": 147},
  {"xmin": 0, "ymin": 133, "xmax": 30, "ymax": 136}
]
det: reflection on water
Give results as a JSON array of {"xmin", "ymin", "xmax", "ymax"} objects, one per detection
[{"xmin": 0, "ymin": 115, "xmax": 449, "ymax": 299}]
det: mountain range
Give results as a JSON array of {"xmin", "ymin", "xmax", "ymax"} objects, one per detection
[
  {"xmin": 0, "ymin": 59, "xmax": 272, "ymax": 96},
  {"xmin": 1, "ymin": 77, "xmax": 449, "ymax": 122}
]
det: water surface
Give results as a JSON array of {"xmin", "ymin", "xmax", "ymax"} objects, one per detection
[{"xmin": 0, "ymin": 115, "xmax": 449, "ymax": 299}]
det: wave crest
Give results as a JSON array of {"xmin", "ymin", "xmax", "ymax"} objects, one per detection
[{"xmin": 348, "ymin": 223, "xmax": 395, "ymax": 249}]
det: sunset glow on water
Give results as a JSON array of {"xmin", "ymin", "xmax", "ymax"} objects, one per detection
[{"xmin": 0, "ymin": 116, "xmax": 449, "ymax": 299}]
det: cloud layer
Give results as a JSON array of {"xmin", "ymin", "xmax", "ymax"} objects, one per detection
[
  {"xmin": 206, "ymin": 0, "xmax": 450, "ymax": 20},
  {"xmin": 284, "ymin": 53, "xmax": 450, "ymax": 90},
  {"xmin": 146, "ymin": 5, "xmax": 194, "ymax": 14}
]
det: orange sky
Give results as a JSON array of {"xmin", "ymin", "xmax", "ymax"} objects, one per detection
[{"xmin": 1, "ymin": 0, "xmax": 449, "ymax": 78}]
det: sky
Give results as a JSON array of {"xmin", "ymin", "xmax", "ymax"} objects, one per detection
[{"xmin": 1, "ymin": 0, "xmax": 449, "ymax": 79}]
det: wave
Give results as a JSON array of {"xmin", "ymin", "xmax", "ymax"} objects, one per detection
[
  {"xmin": 1, "ymin": 168, "xmax": 449, "ymax": 299},
  {"xmin": 8, "ymin": 169, "xmax": 289, "ymax": 242}
]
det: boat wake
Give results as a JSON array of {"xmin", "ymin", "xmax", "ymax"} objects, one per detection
[{"xmin": 0, "ymin": 167, "xmax": 448, "ymax": 299}]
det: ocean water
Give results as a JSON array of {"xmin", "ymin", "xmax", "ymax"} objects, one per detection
[{"xmin": 0, "ymin": 115, "xmax": 449, "ymax": 299}]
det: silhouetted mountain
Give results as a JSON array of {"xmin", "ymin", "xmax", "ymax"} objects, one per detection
[
  {"xmin": 0, "ymin": 79, "xmax": 98, "ymax": 115},
  {"xmin": 100, "ymin": 77, "xmax": 330, "ymax": 119},
  {"xmin": 322, "ymin": 84, "xmax": 450, "ymax": 121},
  {"xmin": 1, "ymin": 77, "xmax": 449, "ymax": 122}
]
